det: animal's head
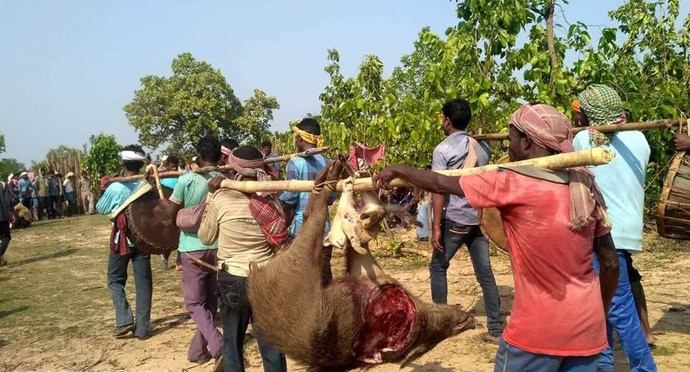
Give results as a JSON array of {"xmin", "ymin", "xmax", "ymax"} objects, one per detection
[{"xmin": 399, "ymin": 302, "xmax": 475, "ymax": 367}]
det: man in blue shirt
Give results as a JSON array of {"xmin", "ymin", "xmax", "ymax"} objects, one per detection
[
  {"xmin": 96, "ymin": 144, "xmax": 153, "ymax": 340},
  {"xmin": 280, "ymin": 118, "xmax": 332, "ymax": 238},
  {"xmin": 574, "ymin": 84, "xmax": 657, "ymax": 372},
  {"xmin": 430, "ymin": 99, "xmax": 503, "ymax": 344},
  {"xmin": 18, "ymin": 172, "xmax": 33, "ymax": 210}
]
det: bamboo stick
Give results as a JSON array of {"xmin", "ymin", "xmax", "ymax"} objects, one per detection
[
  {"xmin": 152, "ymin": 165, "xmax": 164, "ymax": 199},
  {"xmin": 263, "ymin": 147, "xmax": 329, "ymax": 164},
  {"xmin": 471, "ymin": 119, "xmax": 686, "ymax": 141},
  {"xmin": 219, "ymin": 147, "xmax": 615, "ymax": 193},
  {"xmin": 105, "ymin": 147, "xmax": 330, "ymax": 184}
]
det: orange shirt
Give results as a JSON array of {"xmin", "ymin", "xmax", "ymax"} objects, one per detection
[{"xmin": 460, "ymin": 169, "xmax": 609, "ymax": 357}]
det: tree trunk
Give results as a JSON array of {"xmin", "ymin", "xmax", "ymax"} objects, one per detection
[{"xmin": 546, "ymin": 0, "xmax": 559, "ymax": 85}]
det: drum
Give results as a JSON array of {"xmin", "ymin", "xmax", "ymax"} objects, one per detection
[
  {"xmin": 657, "ymin": 151, "xmax": 690, "ymax": 240},
  {"xmin": 478, "ymin": 155, "xmax": 510, "ymax": 254},
  {"xmin": 109, "ymin": 180, "xmax": 181, "ymax": 255}
]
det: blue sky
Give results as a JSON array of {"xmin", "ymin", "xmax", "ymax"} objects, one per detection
[{"xmin": 0, "ymin": 0, "xmax": 674, "ymax": 165}]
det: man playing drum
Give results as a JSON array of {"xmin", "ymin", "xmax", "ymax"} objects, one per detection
[
  {"xmin": 95, "ymin": 145, "xmax": 153, "ymax": 340},
  {"xmin": 574, "ymin": 84, "xmax": 657, "ymax": 372},
  {"xmin": 374, "ymin": 103, "xmax": 620, "ymax": 372}
]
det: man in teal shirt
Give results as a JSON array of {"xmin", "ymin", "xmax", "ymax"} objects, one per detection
[
  {"xmin": 167, "ymin": 137, "xmax": 223, "ymax": 366},
  {"xmin": 96, "ymin": 144, "xmax": 153, "ymax": 340}
]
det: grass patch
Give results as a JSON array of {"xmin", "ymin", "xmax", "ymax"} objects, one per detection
[
  {"xmin": 652, "ymin": 345, "xmax": 676, "ymax": 357},
  {"xmin": 0, "ymin": 215, "xmax": 184, "ymax": 345}
]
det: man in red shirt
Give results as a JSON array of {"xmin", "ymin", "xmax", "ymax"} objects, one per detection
[{"xmin": 375, "ymin": 104, "xmax": 620, "ymax": 372}]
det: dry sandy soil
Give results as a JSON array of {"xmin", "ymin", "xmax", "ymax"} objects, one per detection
[{"xmin": 1, "ymin": 215, "xmax": 688, "ymax": 372}]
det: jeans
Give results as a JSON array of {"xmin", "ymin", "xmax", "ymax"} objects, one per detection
[
  {"xmin": 218, "ymin": 270, "xmax": 287, "ymax": 372},
  {"xmin": 593, "ymin": 251, "xmax": 657, "ymax": 372},
  {"xmin": 494, "ymin": 337, "xmax": 599, "ymax": 372},
  {"xmin": 430, "ymin": 219, "xmax": 503, "ymax": 335},
  {"xmin": 181, "ymin": 250, "xmax": 223, "ymax": 362},
  {"xmin": 107, "ymin": 246, "xmax": 152, "ymax": 338},
  {"xmin": 0, "ymin": 221, "xmax": 11, "ymax": 258}
]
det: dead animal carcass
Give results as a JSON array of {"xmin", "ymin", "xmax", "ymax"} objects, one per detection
[{"xmin": 248, "ymin": 157, "xmax": 475, "ymax": 371}]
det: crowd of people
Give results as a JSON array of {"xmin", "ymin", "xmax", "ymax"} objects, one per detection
[{"xmin": 3, "ymin": 82, "xmax": 685, "ymax": 371}]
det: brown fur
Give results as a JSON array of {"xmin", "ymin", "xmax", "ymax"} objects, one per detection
[{"xmin": 248, "ymin": 157, "xmax": 475, "ymax": 371}]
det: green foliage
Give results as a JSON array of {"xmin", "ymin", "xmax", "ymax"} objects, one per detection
[
  {"xmin": 123, "ymin": 52, "xmax": 244, "ymax": 156},
  {"xmin": 42, "ymin": 145, "xmax": 84, "ymax": 174},
  {"xmin": 0, "ymin": 133, "xmax": 5, "ymax": 153},
  {"xmin": 235, "ymin": 89, "xmax": 280, "ymax": 146},
  {"xmin": 318, "ymin": 0, "xmax": 689, "ymax": 213},
  {"xmin": 0, "ymin": 158, "xmax": 26, "ymax": 181},
  {"xmin": 83, "ymin": 133, "xmax": 122, "ymax": 181}
]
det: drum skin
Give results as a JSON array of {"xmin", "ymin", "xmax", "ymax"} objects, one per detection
[
  {"xmin": 657, "ymin": 151, "xmax": 690, "ymax": 240},
  {"xmin": 479, "ymin": 156, "xmax": 510, "ymax": 254},
  {"xmin": 125, "ymin": 184, "xmax": 180, "ymax": 255}
]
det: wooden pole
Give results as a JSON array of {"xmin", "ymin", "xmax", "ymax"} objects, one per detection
[
  {"xmin": 105, "ymin": 147, "xmax": 330, "ymax": 184},
  {"xmin": 471, "ymin": 119, "xmax": 685, "ymax": 141},
  {"xmin": 152, "ymin": 165, "xmax": 164, "ymax": 199},
  {"xmin": 219, "ymin": 147, "xmax": 615, "ymax": 193}
]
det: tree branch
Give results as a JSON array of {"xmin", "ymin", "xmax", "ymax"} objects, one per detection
[{"xmin": 545, "ymin": 0, "xmax": 559, "ymax": 85}]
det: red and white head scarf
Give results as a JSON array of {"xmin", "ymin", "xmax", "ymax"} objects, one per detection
[{"xmin": 510, "ymin": 104, "xmax": 609, "ymax": 231}]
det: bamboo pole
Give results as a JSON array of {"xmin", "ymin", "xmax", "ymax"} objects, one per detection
[
  {"xmin": 219, "ymin": 147, "xmax": 615, "ymax": 193},
  {"xmin": 152, "ymin": 165, "xmax": 164, "ymax": 199},
  {"xmin": 471, "ymin": 119, "xmax": 686, "ymax": 141},
  {"xmin": 105, "ymin": 147, "xmax": 330, "ymax": 184},
  {"xmin": 263, "ymin": 147, "xmax": 329, "ymax": 164}
]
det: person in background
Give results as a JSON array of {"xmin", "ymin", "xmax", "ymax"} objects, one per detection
[
  {"xmin": 430, "ymin": 99, "xmax": 504, "ymax": 344},
  {"xmin": 0, "ymin": 178, "xmax": 13, "ymax": 266},
  {"xmin": 63, "ymin": 172, "xmax": 78, "ymax": 217},
  {"xmin": 18, "ymin": 172, "xmax": 33, "ymax": 211},
  {"xmin": 78, "ymin": 170, "xmax": 95, "ymax": 215},
  {"xmin": 179, "ymin": 157, "xmax": 188, "ymax": 171},
  {"xmin": 7, "ymin": 174, "xmax": 19, "ymax": 206},
  {"xmin": 30, "ymin": 174, "xmax": 39, "ymax": 220},
  {"xmin": 572, "ymin": 99, "xmax": 583, "ymax": 127},
  {"xmin": 96, "ymin": 145, "xmax": 153, "ymax": 340},
  {"xmin": 261, "ymin": 141, "xmax": 281, "ymax": 177},
  {"xmin": 416, "ymin": 166, "xmax": 433, "ymax": 241},
  {"xmin": 48, "ymin": 172, "xmax": 61, "ymax": 219},
  {"xmin": 35, "ymin": 169, "xmax": 50, "ymax": 220},
  {"xmin": 159, "ymin": 154, "xmax": 182, "ymax": 271},
  {"xmin": 574, "ymin": 84, "xmax": 657, "ymax": 372},
  {"xmin": 219, "ymin": 139, "xmax": 239, "ymax": 166}
]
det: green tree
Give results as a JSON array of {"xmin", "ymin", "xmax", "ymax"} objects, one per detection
[
  {"xmin": 83, "ymin": 133, "xmax": 122, "ymax": 180},
  {"xmin": 0, "ymin": 158, "xmax": 25, "ymax": 181},
  {"xmin": 123, "ymin": 52, "xmax": 244, "ymax": 155},
  {"xmin": 43, "ymin": 145, "xmax": 84, "ymax": 174},
  {"xmin": 0, "ymin": 133, "xmax": 5, "ymax": 153},
  {"xmin": 235, "ymin": 89, "xmax": 280, "ymax": 146}
]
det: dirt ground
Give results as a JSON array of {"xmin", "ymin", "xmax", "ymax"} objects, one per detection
[{"xmin": 1, "ymin": 215, "xmax": 689, "ymax": 372}]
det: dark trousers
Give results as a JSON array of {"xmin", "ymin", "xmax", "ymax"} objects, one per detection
[
  {"xmin": 430, "ymin": 220, "xmax": 503, "ymax": 335},
  {"xmin": 38, "ymin": 196, "xmax": 50, "ymax": 219},
  {"xmin": 0, "ymin": 221, "xmax": 11, "ymax": 258},
  {"xmin": 107, "ymin": 246, "xmax": 153, "ymax": 338},
  {"xmin": 218, "ymin": 270, "xmax": 287, "ymax": 372}
]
